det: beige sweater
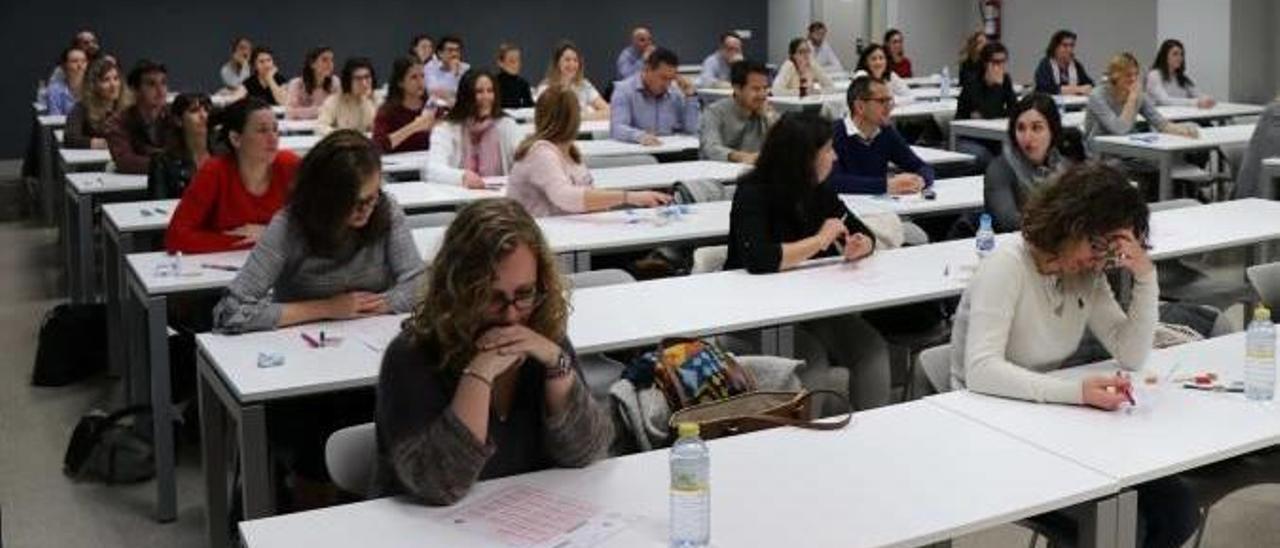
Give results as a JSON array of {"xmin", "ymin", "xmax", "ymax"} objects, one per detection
[
  {"xmin": 316, "ymin": 94, "xmax": 377, "ymax": 135},
  {"xmin": 950, "ymin": 239, "xmax": 1158, "ymax": 404}
]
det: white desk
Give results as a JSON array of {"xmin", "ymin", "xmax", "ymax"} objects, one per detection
[
  {"xmin": 842, "ymin": 176, "xmax": 983, "ymax": 218},
  {"xmin": 382, "ymin": 183, "xmax": 502, "ymax": 211},
  {"xmin": 280, "ymin": 134, "xmax": 322, "ymax": 154},
  {"xmin": 38, "ymin": 113, "xmax": 67, "ymax": 127},
  {"xmin": 949, "ymin": 103, "xmax": 1263, "ymax": 149},
  {"xmin": 1092, "ymin": 124, "xmax": 1256, "ymax": 200},
  {"xmin": 101, "ymin": 200, "xmax": 178, "ymax": 378},
  {"xmin": 277, "ymin": 119, "xmax": 318, "ymax": 135},
  {"xmin": 516, "ymin": 118, "xmax": 611, "ymax": 138},
  {"xmin": 1262, "ymin": 158, "xmax": 1280, "ymax": 200},
  {"xmin": 505, "ymin": 107, "xmax": 534, "ymax": 122},
  {"xmin": 575, "ymin": 135, "xmax": 700, "ymax": 158},
  {"xmin": 63, "ymin": 173, "xmax": 148, "ymax": 303},
  {"xmin": 229, "ymin": 399, "xmax": 1117, "ymax": 548},
  {"xmin": 484, "ymin": 160, "xmax": 750, "ymax": 193},
  {"xmin": 58, "ymin": 147, "xmax": 111, "ymax": 171},
  {"xmin": 912, "ymin": 145, "xmax": 974, "ymax": 167}
]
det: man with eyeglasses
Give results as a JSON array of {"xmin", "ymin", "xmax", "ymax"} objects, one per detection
[
  {"xmin": 955, "ymin": 42, "xmax": 1018, "ymax": 171},
  {"xmin": 425, "ymin": 35, "xmax": 471, "ymax": 106},
  {"xmin": 826, "ymin": 76, "xmax": 933, "ymax": 195}
]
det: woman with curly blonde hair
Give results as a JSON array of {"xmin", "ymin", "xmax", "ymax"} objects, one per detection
[{"xmin": 374, "ymin": 198, "xmax": 613, "ymax": 505}]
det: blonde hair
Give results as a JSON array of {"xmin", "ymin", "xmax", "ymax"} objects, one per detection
[
  {"xmin": 959, "ymin": 31, "xmax": 986, "ymax": 63},
  {"xmin": 1105, "ymin": 52, "xmax": 1140, "ymax": 82},
  {"xmin": 407, "ymin": 198, "xmax": 569, "ymax": 374},
  {"xmin": 514, "ymin": 87, "xmax": 581, "ymax": 162},
  {"xmin": 541, "ymin": 41, "xmax": 586, "ymax": 89},
  {"xmin": 83, "ymin": 58, "xmax": 131, "ymax": 128}
]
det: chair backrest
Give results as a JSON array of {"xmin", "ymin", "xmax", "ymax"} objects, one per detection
[
  {"xmin": 566, "ymin": 268, "xmax": 636, "ymax": 289},
  {"xmin": 673, "ymin": 179, "xmax": 729, "ymax": 204},
  {"xmin": 585, "ymin": 154, "xmax": 658, "ymax": 169},
  {"xmin": 691, "ymin": 245, "xmax": 728, "ymax": 274},
  {"xmin": 918, "ymin": 344, "xmax": 953, "ymax": 394},
  {"xmin": 404, "ymin": 211, "xmax": 456, "ymax": 230},
  {"xmin": 1147, "ymin": 198, "xmax": 1200, "ymax": 213},
  {"xmin": 324, "ymin": 422, "xmax": 377, "ymax": 496},
  {"xmin": 1246, "ymin": 262, "xmax": 1280, "ymax": 310}
]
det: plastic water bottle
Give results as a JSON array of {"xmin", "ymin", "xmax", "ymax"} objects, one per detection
[
  {"xmin": 975, "ymin": 213, "xmax": 996, "ymax": 260},
  {"xmin": 938, "ymin": 67, "xmax": 951, "ymax": 102},
  {"xmin": 670, "ymin": 422, "xmax": 709, "ymax": 548},
  {"xmin": 1245, "ymin": 305, "xmax": 1276, "ymax": 401}
]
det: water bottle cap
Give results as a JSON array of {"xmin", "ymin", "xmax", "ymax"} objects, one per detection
[
  {"xmin": 677, "ymin": 422, "xmax": 700, "ymax": 438},
  {"xmin": 979, "ymin": 212, "xmax": 992, "ymax": 225},
  {"xmin": 1256, "ymin": 305, "xmax": 1271, "ymax": 321}
]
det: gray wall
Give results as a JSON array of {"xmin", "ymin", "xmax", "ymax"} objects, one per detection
[
  {"xmin": 886, "ymin": 0, "xmax": 979, "ymax": 77},
  {"xmin": 1229, "ymin": 0, "xmax": 1276, "ymax": 104},
  {"xmin": 1, "ymin": 0, "xmax": 768, "ymax": 157},
  {"xmin": 999, "ymin": 0, "xmax": 1158, "ymax": 85}
]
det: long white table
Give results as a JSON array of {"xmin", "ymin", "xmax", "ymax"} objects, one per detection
[
  {"xmin": 842, "ymin": 175, "xmax": 984, "ymax": 218},
  {"xmin": 1092, "ymin": 124, "xmax": 1256, "ymax": 200},
  {"xmin": 225, "ymin": 398, "xmax": 1118, "ymax": 548},
  {"xmin": 63, "ymin": 172, "xmax": 148, "ymax": 303}
]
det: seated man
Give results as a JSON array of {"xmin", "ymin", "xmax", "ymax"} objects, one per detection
[
  {"xmin": 694, "ymin": 31, "xmax": 743, "ymax": 89},
  {"xmin": 699, "ymin": 60, "xmax": 775, "ymax": 164},
  {"xmin": 106, "ymin": 59, "xmax": 171, "ymax": 174},
  {"xmin": 807, "ymin": 21, "xmax": 844, "ymax": 75},
  {"xmin": 609, "ymin": 47, "xmax": 700, "ymax": 145},
  {"xmin": 826, "ymin": 76, "xmax": 933, "ymax": 195},
  {"xmin": 425, "ymin": 35, "xmax": 471, "ymax": 106},
  {"xmin": 615, "ymin": 26, "xmax": 655, "ymax": 81}
]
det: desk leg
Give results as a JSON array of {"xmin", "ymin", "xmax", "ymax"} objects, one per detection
[
  {"xmin": 198, "ymin": 356, "xmax": 231, "ymax": 548},
  {"xmin": 556, "ymin": 253, "xmax": 575, "ymax": 274},
  {"xmin": 1115, "ymin": 489, "xmax": 1138, "ymax": 548},
  {"xmin": 104, "ymin": 229, "xmax": 131, "ymax": 377},
  {"xmin": 39, "ymin": 128, "xmax": 56, "ymax": 225},
  {"xmin": 1075, "ymin": 496, "xmax": 1119, "ymax": 548},
  {"xmin": 240, "ymin": 404, "xmax": 274, "ymax": 519},
  {"xmin": 62, "ymin": 187, "xmax": 83, "ymax": 302},
  {"xmin": 145, "ymin": 294, "xmax": 177, "ymax": 523},
  {"xmin": 1158, "ymin": 154, "xmax": 1173, "ymax": 202},
  {"xmin": 575, "ymin": 251, "xmax": 591, "ymax": 273}
]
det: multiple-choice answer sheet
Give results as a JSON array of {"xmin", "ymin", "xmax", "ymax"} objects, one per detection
[{"xmin": 444, "ymin": 484, "xmax": 634, "ymax": 547}]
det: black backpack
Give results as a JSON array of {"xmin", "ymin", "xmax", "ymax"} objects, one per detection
[
  {"xmin": 63, "ymin": 405, "xmax": 155, "ymax": 484},
  {"xmin": 32, "ymin": 303, "xmax": 108, "ymax": 386}
]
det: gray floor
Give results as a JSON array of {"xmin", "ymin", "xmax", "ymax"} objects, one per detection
[{"xmin": 1, "ymin": 216, "xmax": 1279, "ymax": 547}]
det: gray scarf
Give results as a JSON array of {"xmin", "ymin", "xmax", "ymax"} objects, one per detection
[{"xmin": 1002, "ymin": 140, "xmax": 1065, "ymax": 198}]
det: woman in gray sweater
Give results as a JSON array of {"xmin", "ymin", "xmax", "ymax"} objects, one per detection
[
  {"xmin": 375, "ymin": 198, "xmax": 612, "ymax": 505},
  {"xmin": 984, "ymin": 93, "xmax": 1071, "ymax": 233},
  {"xmin": 212, "ymin": 130, "xmax": 425, "ymax": 333}
]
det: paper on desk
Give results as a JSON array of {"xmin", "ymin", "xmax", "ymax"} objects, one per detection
[
  {"xmin": 444, "ymin": 484, "xmax": 634, "ymax": 547},
  {"xmin": 341, "ymin": 315, "xmax": 405, "ymax": 353}
]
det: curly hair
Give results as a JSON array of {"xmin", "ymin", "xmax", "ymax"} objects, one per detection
[
  {"xmin": 408, "ymin": 198, "xmax": 569, "ymax": 375},
  {"xmin": 1021, "ymin": 161, "xmax": 1150, "ymax": 255}
]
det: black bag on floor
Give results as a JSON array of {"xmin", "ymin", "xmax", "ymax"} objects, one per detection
[
  {"xmin": 63, "ymin": 405, "xmax": 155, "ymax": 484},
  {"xmin": 32, "ymin": 303, "xmax": 108, "ymax": 386}
]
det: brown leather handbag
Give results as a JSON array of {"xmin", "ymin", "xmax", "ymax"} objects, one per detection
[{"xmin": 667, "ymin": 390, "xmax": 853, "ymax": 440}]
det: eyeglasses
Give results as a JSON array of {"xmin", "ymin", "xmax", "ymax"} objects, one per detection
[
  {"xmin": 352, "ymin": 73, "xmax": 373, "ymax": 81},
  {"xmin": 989, "ymin": 57, "xmax": 1008, "ymax": 66},
  {"xmin": 354, "ymin": 192, "xmax": 380, "ymax": 211},
  {"xmin": 861, "ymin": 96, "xmax": 895, "ymax": 106},
  {"xmin": 488, "ymin": 289, "xmax": 545, "ymax": 313}
]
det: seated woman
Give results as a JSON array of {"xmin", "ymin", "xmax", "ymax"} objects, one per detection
[
  {"xmin": 375, "ymin": 197, "xmax": 612, "ymax": 505},
  {"xmin": 44, "ymin": 46, "xmax": 89, "ymax": 115},
  {"xmin": 535, "ymin": 42, "xmax": 609, "ymax": 121},
  {"xmin": 427, "ymin": 70, "xmax": 523, "ymax": 188},
  {"xmin": 1033, "ymin": 30, "xmax": 1094, "ymax": 96},
  {"xmin": 495, "ymin": 43, "xmax": 535, "ymax": 109},
  {"xmin": 957, "ymin": 30, "xmax": 988, "ymax": 88},
  {"xmin": 951, "ymin": 161, "xmax": 1196, "ymax": 548},
  {"xmin": 1146, "ymin": 39, "xmax": 1216, "ymax": 108},
  {"xmin": 243, "ymin": 46, "xmax": 290, "ymax": 106},
  {"xmin": 286, "ymin": 46, "xmax": 340, "ymax": 120},
  {"xmin": 65, "ymin": 58, "xmax": 128, "ymax": 149},
  {"xmin": 219, "ymin": 37, "xmax": 253, "ymax": 92},
  {"xmin": 883, "ymin": 29, "xmax": 913, "ymax": 78},
  {"xmin": 317, "ymin": 57, "xmax": 377, "ymax": 136},
  {"xmin": 212, "ymin": 129, "xmax": 424, "ymax": 333},
  {"xmin": 852, "ymin": 43, "xmax": 913, "ymax": 104},
  {"xmin": 984, "ymin": 93, "xmax": 1070, "ymax": 233},
  {"xmin": 771, "ymin": 37, "xmax": 835, "ymax": 97},
  {"xmin": 725, "ymin": 111, "xmax": 891, "ymax": 410},
  {"xmin": 507, "ymin": 87, "xmax": 670, "ymax": 217},
  {"xmin": 409, "ymin": 34, "xmax": 435, "ymax": 65},
  {"xmin": 149, "ymin": 93, "xmax": 216, "ymax": 200},
  {"xmin": 955, "ymin": 42, "xmax": 1018, "ymax": 171},
  {"xmin": 372, "ymin": 56, "xmax": 436, "ymax": 153},
  {"xmin": 165, "ymin": 97, "xmax": 301, "ymax": 253}
]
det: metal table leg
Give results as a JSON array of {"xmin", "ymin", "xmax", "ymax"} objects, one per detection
[
  {"xmin": 145, "ymin": 292, "xmax": 177, "ymax": 523},
  {"xmin": 198, "ymin": 354, "xmax": 231, "ymax": 548}
]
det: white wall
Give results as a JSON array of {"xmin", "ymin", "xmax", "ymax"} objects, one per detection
[
  {"xmin": 1000, "ymin": 0, "xmax": 1158, "ymax": 85},
  {"xmin": 769, "ymin": 0, "xmax": 814, "ymax": 65},
  {"xmin": 884, "ymin": 0, "xmax": 976, "ymax": 76},
  {"xmin": 1157, "ymin": 0, "xmax": 1231, "ymax": 100},
  {"xmin": 815, "ymin": 0, "xmax": 871, "ymax": 70}
]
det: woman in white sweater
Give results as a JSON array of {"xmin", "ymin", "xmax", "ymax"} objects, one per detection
[
  {"xmin": 1146, "ymin": 39, "xmax": 1215, "ymax": 108},
  {"xmin": 426, "ymin": 69, "xmax": 523, "ymax": 188},
  {"xmin": 950, "ymin": 161, "xmax": 1197, "ymax": 548},
  {"xmin": 772, "ymin": 37, "xmax": 835, "ymax": 97}
]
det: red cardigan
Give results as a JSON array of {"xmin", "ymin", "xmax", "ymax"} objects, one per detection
[
  {"xmin": 372, "ymin": 103, "xmax": 431, "ymax": 153},
  {"xmin": 164, "ymin": 151, "xmax": 301, "ymax": 253},
  {"xmin": 890, "ymin": 56, "xmax": 914, "ymax": 79}
]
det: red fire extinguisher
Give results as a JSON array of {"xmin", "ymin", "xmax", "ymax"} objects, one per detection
[{"xmin": 983, "ymin": 0, "xmax": 1002, "ymax": 40}]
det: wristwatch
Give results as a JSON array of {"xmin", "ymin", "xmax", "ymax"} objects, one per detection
[{"xmin": 545, "ymin": 349, "xmax": 573, "ymax": 379}]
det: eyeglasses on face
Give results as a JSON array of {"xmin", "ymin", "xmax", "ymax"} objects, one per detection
[{"xmin": 488, "ymin": 289, "xmax": 545, "ymax": 313}]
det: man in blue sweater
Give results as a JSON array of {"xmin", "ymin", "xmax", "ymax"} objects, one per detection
[{"xmin": 827, "ymin": 77, "xmax": 934, "ymax": 195}]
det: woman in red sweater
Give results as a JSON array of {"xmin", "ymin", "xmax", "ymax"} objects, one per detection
[
  {"xmin": 165, "ymin": 96, "xmax": 301, "ymax": 253},
  {"xmin": 372, "ymin": 55, "xmax": 436, "ymax": 153}
]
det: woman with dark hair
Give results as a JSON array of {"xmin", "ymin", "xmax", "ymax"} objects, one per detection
[
  {"xmin": 220, "ymin": 37, "xmax": 253, "ymax": 90},
  {"xmin": 427, "ymin": 70, "xmax": 523, "ymax": 188},
  {"xmin": 165, "ymin": 97, "xmax": 300, "ymax": 253},
  {"xmin": 211, "ymin": 129, "xmax": 423, "ymax": 333},
  {"xmin": 410, "ymin": 34, "xmax": 435, "ymax": 65},
  {"xmin": 317, "ymin": 57, "xmax": 377, "ymax": 135},
  {"xmin": 984, "ymin": 93, "xmax": 1070, "ymax": 232},
  {"xmin": 1034, "ymin": 29, "xmax": 1094, "ymax": 96},
  {"xmin": 951, "ymin": 161, "xmax": 1197, "ymax": 548},
  {"xmin": 536, "ymin": 42, "xmax": 610, "ymax": 120},
  {"xmin": 853, "ymin": 43, "xmax": 913, "ymax": 103},
  {"xmin": 44, "ymin": 47, "xmax": 88, "ymax": 115},
  {"xmin": 375, "ymin": 198, "xmax": 612, "ymax": 505},
  {"xmin": 1147, "ymin": 39, "xmax": 1215, "ymax": 108},
  {"xmin": 771, "ymin": 37, "xmax": 835, "ymax": 97},
  {"xmin": 955, "ymin": 42, "xmax": 1018, "ymax": 171},
  {"xmin": 149, "ymin": 93, "xmax": 216, "ymax": 199},
  {"xmin": 65, "ymin": 58, "xmax": 129, "ymax": 149},
  {"xmin": 883, "ymin": 29, "xmax": 913, "ymax": 78},
  {"xmin": 508, "ymin": 88, "xmax": 669, "ymax": 217},
  {"xmin": 726, "ymin": 111, "xmax": 891, "ymax": 410},
  {"xmin": 373, "ymin": 55, "xmax": 436, "ymax": 153},
  {"xmin": 957, "ymin": 30, "xmax": 989, "ymax": 88},
  {"xmin": 285, "ymin": 46, "xmax": 339, "ymax": 119},
  {"xmin": 243, "ymin": 46, "xmax": 289, "ymax": 105}
]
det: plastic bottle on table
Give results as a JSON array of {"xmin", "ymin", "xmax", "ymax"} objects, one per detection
[
  {"xmin": 670, "ymin": 422, "xmax": 710, "ymax": 548},
  {"xmin": 1245, "ymin": 305, "xmax": 1276, "ymax": 401}
]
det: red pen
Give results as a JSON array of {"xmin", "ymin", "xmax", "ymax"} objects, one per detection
[
  {"xmin": 1116, "ymin": 371, "xmax": 1136, "ymax": 406},
  {"xmin": 301, "ymin": 332, "xmax": 321, "ymax": 348}
]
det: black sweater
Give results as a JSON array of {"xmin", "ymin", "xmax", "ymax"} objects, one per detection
[{"xmin": 725, "ymin": 178, "xmax": 876, "ymax": 274}]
